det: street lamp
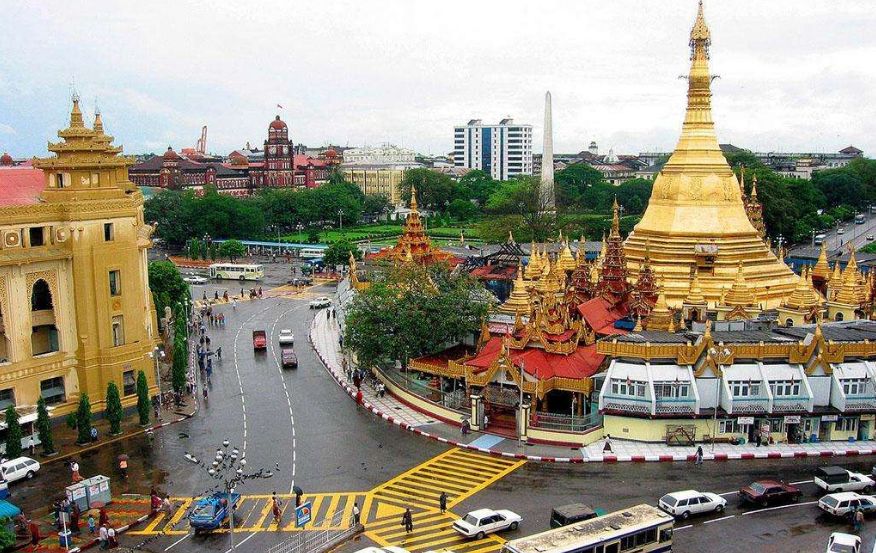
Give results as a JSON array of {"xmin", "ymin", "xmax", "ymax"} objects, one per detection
[
  {"xmin": 296, "ymin": 223, "xmax": 304, "ymax": 244},
  {"xmin": 338, "ymin": 209, "xmax": 344, "ymax": 231}
]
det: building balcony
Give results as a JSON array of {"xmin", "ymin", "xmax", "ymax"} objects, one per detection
[
  {"xmin": 601, "ymin": 394, "xmax": 652, "ymax": 415},
  {"xmin": 771, "ymin": 395, "xmax": 813, "ymax": 413},
  {"xmin": 843, "ymin": 395, "xmax": 876, "ymax": 411},
  {"xmin": 654, "ymin": 398, "xmax": 698, "ymax": 415},
  {"xmin": 727, "ymin": 396, "xmax": 770, "ymax": 414}
]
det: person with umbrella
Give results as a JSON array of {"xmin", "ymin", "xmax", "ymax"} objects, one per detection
[
  {"xmin": 402, "ymin": 508, "xmax": 413, "ymax": 534},
  {"xmin": 118, "ymin": 454, "xmax": 129, "ymax": 479},
  {"xmin": 271, "ymin": 492, "xmax": 283, "ymax": 526},
  {"xmin": 293, "ymin": 486, "xmax": 303, "ymax": 507}
]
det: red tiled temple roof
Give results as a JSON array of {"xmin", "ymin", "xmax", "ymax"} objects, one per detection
[
  {"xmin": 0, "ymin": 167, "xmax": 45, "ymax": 206},
  {"xmin": 464, "ymin": 337, "xmax": 604, "ymax": 380},
  {"xmin": 577, "ymin": 296, "xmax": 629, "ymax": 336}
]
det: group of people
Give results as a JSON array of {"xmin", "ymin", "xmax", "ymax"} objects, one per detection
[
  {"xmin": 50, "ymin": 494, "xmax": 115, "ymax": 548},
  {"xmin": 207, "ymin": 311, "xmax": 226, "ymax": 327}
]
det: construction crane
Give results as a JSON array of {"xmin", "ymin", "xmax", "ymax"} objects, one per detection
[{"xmin": 196, "ymin": 126, "xmax": 207, "ymax": 155}]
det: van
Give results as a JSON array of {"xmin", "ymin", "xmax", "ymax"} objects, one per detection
[
  {"xmin": 0, "ymin": 457, "xmax": 40, "ymax": 483},
  {"xmin": 549, "ymin": 503, "xmax": 598, "ymax": 528}
]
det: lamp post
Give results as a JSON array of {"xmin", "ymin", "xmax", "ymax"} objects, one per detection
[
  {"xmin": 338, "ymin": 209, "xmax": 344, "ymax": 231},
  {"xmin": 518, "ymin": 361, "xmax": 526, "ymax": 447},
  {"xmin": 296, "ymin": 223, "xmax": 304, "ymax": 244}
]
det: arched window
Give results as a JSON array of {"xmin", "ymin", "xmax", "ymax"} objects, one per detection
[
  {"xmin": 836, "ymin": 312, "xmax": 844, "ymax": 322},
  {"xmin": 786, "ymin": 318, "xmax": 794, "ymax": 327},
  {"xmin": 31, "ymin": 279, "xmax": 53, "ymax": 311}
]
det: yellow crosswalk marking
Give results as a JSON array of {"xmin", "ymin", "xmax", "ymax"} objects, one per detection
[{"xmin": 141, "ymin": 512, "xmax": 166, "ymax": 533}]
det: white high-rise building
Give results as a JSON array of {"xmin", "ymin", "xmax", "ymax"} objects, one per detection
[{"xmin": 453, "ymin": 118, "xmax": 532, "ymax": 180}]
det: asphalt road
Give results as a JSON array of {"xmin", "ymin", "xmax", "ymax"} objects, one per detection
[
  {"xmin": 52, "ymin": 286, "xmax": 867, "ymax": 553},
  {"xmin": 790, "ymin": 209, "xmax": 876, "ymax": 259}
]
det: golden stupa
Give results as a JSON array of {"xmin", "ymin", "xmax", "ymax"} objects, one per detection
[{"xmin": 624, "ymin": 1, "xmax": 798, "ymax": 308}]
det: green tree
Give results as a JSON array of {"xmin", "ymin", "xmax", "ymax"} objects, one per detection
[
  {"xmin": 76, "ymin": 394, "xmax": 92, "ymax": 444},
  {"xmin": 144, "ymin": 189, "xmax": 199, "ymax": 246},
  {"xmin": 36, "ymin": 396, "xmax": 55, "ymax": 454},
  {"xmin": 363, "ymin": 194, "xmax": 393, "ymax": 218},
  {"xmin": 0, "ymin": 518, "xmax": 16, "ymax": 551},
  {"xmin": 172, "ymin": 307, "xmax": 188, "ymax": 394},
  {"xmin": 399, "ymin": 169, "xmax": 456, "ymax": 212},
  {"xmin": 614, "ymin": 178, "xmax": 654, "ymax": 214},
  {"xmin": 447, "ymin": 198, "xmax": 480, "ymax": 221},
  {"xmin": 456, "ymin": 170, "xmax": 496, "ymax": 206},
  {"xmin": 148, "ymin": 261, "xmax": 189, "ymax": 326},
  {"xmin": 136, "ymin": 370, "xmax": 151, "ymax": 425},
  {"xmin": 3, "ymin": 406, "xmax": 22, "ymax": 459},
  {"xmin": 219, "ymin": 239, "xmax": 246, "ymax": 262},
  {"xmin": 555, "ymin": 164, "xmax": 606, "ymax": 208},
  {"xmin": 485, "ymin": 176, "xmax": 556, "ymax": 241},
  {"xmin": 345, "ymin": 264, "xmax": 489, "ymax": 369},
  {"xmin": 813, "ymin": 170, "xmax": 866, "ymax": 209},
  {"xmin": 105, "ymin": 382, "xmax": 124, "ymax": 435},
  {"xmin": 323, "ymin": 240, "xmax": 362, "ymax": 268}
]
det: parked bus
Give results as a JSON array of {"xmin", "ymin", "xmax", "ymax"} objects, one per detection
[
  {"xmin": 299, "ymin": 247, "xmax": 326, "ymax": 259},
  {"xmin": 501, "ymin": 504, "xmax": 674, "ymax": 553},
  {"xmin": 209, "ymin": 263, "xmax": 264, "ymax": 281}
]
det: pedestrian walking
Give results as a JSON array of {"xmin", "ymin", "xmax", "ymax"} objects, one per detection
[
  {"xmin": 98, "ymin": 524, "xmax": 109, "ymax": 549},
  {"xmin": 240, "ymin": 287, "xmax": 245, "ymax": 298},
  {"xmin": 29, "ymin": 519, "xmax": 41, "ymax": 546},
  {"xmin": 439, "ymin": 492, "xmax": 447, "ymax": 513},
  {"xmin": 71, "ymin": 502, "xmax": 81, "ymax": 533},
  {"xmin": 603, "ymin": 434, "xmax": 613, "ymax": 453},
  {"xmin": 855, "ymin": 507, "xmax": 864, "ymax": 533},
  {"xmin": 483, "ymin": 414, "xmax": 489, "ymax": 429},
  {"xmin": 402, "ymin": 508, "xmax": 413, "ymax": 534},
  {"xmin": 216, "ymin": 346, "xmax": 222, "ymax": 359},
  {"xmin": 88, "ymin": 514, "xmax": 96, "ymax": 535},
  {"xmin": 108, "ymin": 526, "xmax": 117, "ymax": 548},
  {"xmin": 71, "ymin": 460, "xmax": 83, "ymax": 483},
  {"xmin": 203, "ymin": 386, "xmax": 209, "ymax": 400},
  {"xmin": 119, "ymin": 456, "xmax": 128, "ymax": 479},
  {"xmin": 461, "ymin": 419, "xmax": 470, "ymax": 436},
  {"xmin": 352, "ymin": 502, "xmax": 361, "ymax": 526},
  {"xmin": 28, "ymin": 435, "xmax": 35, "ymax": 456},
  {"xmin": 695, "ymin": 445, "xmax": 704, "ymax": 465},
  {"xmin": 223, "ymin": 291, "xmax": 229, "ymax": 302},
  {"xmin": 271, "ymin": 492, "xmax": 283, "ymax": 526},
  {"xmin": 99, "ymin": 507, "xmax": 109, "ymax": 528},
  {"xmin": 202, "ymin": 291, "xmax": 207, "ymax": 301},
  {"xmin": 162, "ymin": 496, "xmax": 173, "ymax": 515}
]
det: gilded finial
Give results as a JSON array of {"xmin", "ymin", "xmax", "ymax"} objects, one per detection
[
  {"xmin": 93, "ymin": 102, "xmax": 104, "ymax": 135},
  {"xmin": 409, "ymin": 185, "xmax": 418, "ymax": 211},
  {"xmin": 69, "ymin": 93, "xmax": 84, "ymax": 129},
  {"xmin": 690, "ymin": 0, "xmax": 711, "ymax": 47},
  {"xmin": 751, "ymin": 174, "xmax": 758, "ymax": 199},
  {"xmin": 611, "ymin": 197, "xmax": 620, "ymax": 237}
]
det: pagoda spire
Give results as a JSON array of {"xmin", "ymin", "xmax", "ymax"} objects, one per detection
[
  {"xmin": 409, "ymin": 185, "xmax": 418, "ymax": 211},
  {"xmin": 812, "ymin": 241, "xmax": 830, "ymax": 280},
  {"xmin": 93, "ymin": 105, "xmax": 104, "ymax": 135},
  {"xmin": 724, "ymin": 261, "xmax": 756, "ymax": 306},
  {"xmin": 69, "ymin": 93, "xmax": 85, "ymax": 129},
  {"xmin": 610, "ymin": 197, "xmax": 620, "ymax": 237}
]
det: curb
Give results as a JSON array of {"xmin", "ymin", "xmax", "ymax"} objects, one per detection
[
  {"xmin": 67, "ymin": 510, "xmax": 153, "ymax": 553},
  {"xmin": 309, "ymin": 314, "xmax": 876, "ymax": 464}
]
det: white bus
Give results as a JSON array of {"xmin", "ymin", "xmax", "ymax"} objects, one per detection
[
  {"xmin": 299, "ymin": 247, "xmax": 326, "ymax": 259},
  {"xmin": 209, "ymin": 263, "xmax": 264, "ymax": 281},
  {"xmin": 501, "ymin": 504, "xmax": 674, "ymax": 553}
]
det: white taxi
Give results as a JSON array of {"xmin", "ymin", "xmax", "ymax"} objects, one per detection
[{"xmin": 452, "ymin": 508, "xmax": 521, "ymax": 539}]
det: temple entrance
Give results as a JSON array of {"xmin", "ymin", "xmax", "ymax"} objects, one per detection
[{"xmin": 482, "ymin": 384, "xmax": 521, "ymax": 433}]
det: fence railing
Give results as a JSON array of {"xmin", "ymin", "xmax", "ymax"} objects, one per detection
[
  {"xmin": 266, "ymin": 510, "xmax": 360, "ymax": 553},
  {"xmin": 381, "ymin": 367, "xmax": 469, "ymax": 413},
  {"xmin": 532, "ymin": 411, "xmax": 602, "ymax": 433}
]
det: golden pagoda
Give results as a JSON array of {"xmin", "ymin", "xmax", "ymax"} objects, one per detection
[
  {"xmin": 370, "ymin": 186, "xmax": 454, "ymax": 265},
  {"xmin": 558, "ymin": 240, "xmax": 577, "ymax": 273},
  {"xmin": 623, "ymin": 1, "xmax": 798, "ymax": 308},
  {"xmin": 499, "ymin": 260, "xmax": 533, "ymax": 315},
  {"xmin": 646, "ymin": 283, "xmax": 675, "ymax": 331},
  {"xmin": 525, "ymin": 243, "xmax": 543, "ymax": 280},
  {"xmin": 777, "ymin": 266, "xmax": 824, "ymax": 326}
]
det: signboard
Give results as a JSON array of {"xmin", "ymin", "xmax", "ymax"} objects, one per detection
[
  {"xmin": 737, "ymin": 417, "xmax": 755, "ymax": 426},
  {"xmin": 783, "ymin": 416, "xmax": 801, "ymax": 424},
  {"xmin": 861, "ymin": 414, "xmax": 875, "ymax": 421},
  {"xmin": 821, "ymin": 415, "xmax": 839, "ymax": 422},
  {"xmin": 295, "ymin": 501, "xmax": 312, "ymax": 528},
  {"xmin": 71, "ymin": 487, "xmax": 87, "ymax": 500}
]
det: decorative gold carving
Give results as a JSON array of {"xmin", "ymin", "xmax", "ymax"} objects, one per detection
[
  {"xmin": 25, "ymin": 270, "xmax": 59, "ymax": 297},
  {"xmin": 689, "ymin": 176, "xmax": 703, "ymax": 200}
]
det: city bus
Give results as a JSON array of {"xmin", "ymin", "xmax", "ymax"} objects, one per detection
[
  {"xmin": 298, "ymin": 247, "xmax": 326, "ymax": 259},
  {"xmin": 208, "ymin": 263, "xmax": 264, "ymax": 281},
  {"xmin": 501, "ymin": 504, "xmax": 674, "ymax": 553}
]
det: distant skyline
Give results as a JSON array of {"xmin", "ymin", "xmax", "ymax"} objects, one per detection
[{"xmin": 1, "ymin": 1, "xmax": 874, "ymax": 158}]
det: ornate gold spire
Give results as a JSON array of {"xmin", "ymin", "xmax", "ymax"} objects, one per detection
[
  {"xmin": 558, "ymin": 239, "xmax": 577, "ymax": 273},
  {"xmin": 685, "ymin": 269, "xmax": 706, "ymax": 305},
  {"xmin": 93, "ymin": 108, "xmax": 104, "ymax": 135},
  {"xmin": 723, "ymin": 261, "xmax": 756, "ymax": 307},
  {"xmin": 611, "ymin": 197, "xmax": 620, "ymax": 237},
  {"xmin": 499, "ymin": 260, "xmax": 533, "ymax": 315},
  {"xmin": 647, "ymin": 281, "xmax": 674, "ymax": 332},
  {"xmin": 409, "ymin": 185, "xmax": 418, "ymax": 210},
  {"xmin": 623, "ymin": 0, "xmax": 798, "ymax": 308},
  {"xmin": 812, "ymin": 241, "xmax": 830, "ymax": 280},
  {"xmin": 525, "ymin": 243, "xmax": 543, "ymax": 280},
  {"xmin": 783, "ymin": 266, "xmax": 822, "ymax": 310},
  {"xmin": 69, "ymin": 93, "xmax": 85, "ymax": 129},
  {"xmin": 836, "ymin": 248, "xmax": 865, "ymax": 305}
]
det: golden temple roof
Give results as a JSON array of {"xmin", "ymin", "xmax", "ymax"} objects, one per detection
[
  {"xmin": 723, "ymin": 262, "xmax": 756, "ymax": 307},
  {"xmin": 812, "ymin": 241, "xmax": 830, "ymax": 280},
  {"xmin": 558, "ymin": 240, "xmax": 577, "ymax": 273},
  {"xmin": 783, "ymin": 266, "xmax": 823, "ymax": 311},
  {"xmin": 684, "ymin": 269, "xmax": 707, "ymax": 306},
  {"xmin": 370, "ymin": 186, "xmax": 454, "ymax": 265},
  {"xmin": 623, "ymin": 0, "xmax": 798, "ymax": 308},
  {"xmin": 499, "ymin": 260, "xmax": 533, "ymax": 315},
  {"xmin": 646, "ymin": 282, "xmax": 674, "ymax": 332}
]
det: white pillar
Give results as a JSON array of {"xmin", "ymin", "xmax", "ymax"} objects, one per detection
[{"xmin": 540, "ymin": 91, "xmax": 556, "ymax": 211}]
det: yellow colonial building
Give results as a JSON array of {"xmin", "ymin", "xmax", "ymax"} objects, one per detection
[
  {"xmin": 0, "ymin": 96, "xmax": 158, "ymax": 421},
  {"xmin": 343, "ymin": 167, "xmax": 406, "ymax": 205}
]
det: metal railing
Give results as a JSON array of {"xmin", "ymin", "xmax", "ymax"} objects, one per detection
[
  {"xmin": 381, "ymin": 367, "xmax": 469, "ymax": 413},
  {"xmin": 266, "ymin": 510, "xmax": 360, "ymax": 553},
  {"xmin": 532, "ymin": 411, "xmax": 602, "ymax": 432}
]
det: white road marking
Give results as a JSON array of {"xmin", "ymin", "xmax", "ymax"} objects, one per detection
[
  {"xmin": 790, "ymin": 479, "xmax": 813, "ymax": 486},
  {"xmin": 226, "ymin": 532, "xmax": 257, "ymax": 552},
  {"xmin": 703, "ymin": 514, "xmax": 736, "ymax": 524},
  {"xmin": 739, "ymin": 501, "xmax": 818, "ymax": 515},
  {"xmin": 164, "ymin": 533, "xmax": 191, "ymax": 551},
  {"xmin": 675, "ymin": 524, "xmax": 693, "ymax": 531},
  {"xmin": 718, "ymin": 491, "xmax": 739, "ymax": 497},
  {"xmin": 231, "ymin": 303, "xmax": 274, "ymax": 456}
]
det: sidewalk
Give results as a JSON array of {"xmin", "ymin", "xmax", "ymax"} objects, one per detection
[{"xmin": 310, "ymin": 309, "xmax": 876, "ymax": 464}]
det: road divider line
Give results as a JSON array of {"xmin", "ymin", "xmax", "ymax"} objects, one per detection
[
  {"xmin": 675, "ymin": 524, "xmax": 693, "ymax": 531},
  {"xmin": 703, "ymin": 514, "xmax": 736, "ymax": 524},
  {"xmin": 163, "ymin": 533, "xmax": 191, "ymax": 551},
  {"xmin": 739, "ymin": 501, "xmax": 817, "ymax": 515},
  {"xmin": 225, "ymin": 531, "xmax": 256, "ymax": 553}
]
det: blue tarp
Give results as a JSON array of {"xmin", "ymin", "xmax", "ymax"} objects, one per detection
[{"xmin": 0, "ymin": 499, "xmax": 21, "ymax": 518}]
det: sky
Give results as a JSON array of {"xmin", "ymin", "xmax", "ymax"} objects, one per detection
[{"xmin": 0, "ymin": 1, "xmax": 874, "ymax": 159}]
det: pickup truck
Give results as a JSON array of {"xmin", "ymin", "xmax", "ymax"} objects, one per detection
[
  {"xmin": 252, "ymin": 330, "xmax": 267, "ymax": 351},
  {"xmin": 815, "ymin": 466, "xmax": 875, "ymax": 493}
]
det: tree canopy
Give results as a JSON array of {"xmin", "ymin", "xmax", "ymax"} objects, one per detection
[
  {"xmin": 148, "ymin": 261, "xmax": 189, "ymax": 322},
  {"xmin": 219, "ymin": 239, "xmax": 246, "ymax": 262},
  {"xmin": 323, "ymin": 239, "xmax": 362, "ymax": 268},
  {"xmin": 344, "ymin": 264, "xmax": 490, "ymax": 369},
  {"xmin": 399, "ymin": 169, "xmax": 456, "ymax": 211}
]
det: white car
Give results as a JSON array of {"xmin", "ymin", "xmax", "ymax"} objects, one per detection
[
  {"xmin": 827, "ymin": 532, "xmax": 861, "ymax": 553},
  {"xmin": 867, "ymin": 234, "xmax": 875, "ymax": 241},
  {"xmin": 278, "ymin": 329, "xmax": 294, "ymax": 345},
  {"xmin": 814, "ymin": 467, "xmax": 875, "ymax": 493},
  {"xmin": 452, "ymin": 508, "xmax": 521, "ymax": 539},
  {"xmin": 838, "ymin": 228, "xmax": 846, "ymax": 235},
  {"xmin": 818, "ymin": 492, "xmax": 876, "ymax": 518},
  {"xmin": 309, "ymin": 296, "xmax": 332, "ymax": 309},
  {"xmin": 183, "ymin": 275, "xmax": 209, "ymax": 285},
  {"xmin": 0, "ymin": 456, "xmax": 41, "ymax": 483},
  {"xmin": 658, "ymin": 490, "xmax": 726, "ymax": 519}
]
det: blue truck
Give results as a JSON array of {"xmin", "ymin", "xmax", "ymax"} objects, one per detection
[{"xmin": 189, "ymin": 492, "xmax": 241, "ymax": 533}]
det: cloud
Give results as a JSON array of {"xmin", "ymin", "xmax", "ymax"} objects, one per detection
[{"xmin": 0, "ymin": 123, "xmax": 15, "ymax": 135}]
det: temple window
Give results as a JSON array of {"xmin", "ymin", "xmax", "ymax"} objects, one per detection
[
  {"xmin": 31, "ymin": 279, "xmax": 53, "ymax": 311},
  {"xmin": 654, "ymin": 382, "xmax": 689, "ymax": 399},
  {"xmin": 104, "ymin": 222, "xmax": 114, "ymax": 241},
  {"xmin": 109, "ymin": 270, "xmax": 121, "ymax": 296},
  {"xmin": 0, "ymin": 303, "xmax": 8, "ymax": 363},
  {"xmin": 842, "ymin": 378, "xmax": 868, "ymax": 396},
  {"xmin": 55, "ymin": 173, "xmax": 66, "ymax": 188},
  {"xmin": 0, "ymin": 388, "xmax": 14, "ymax": 410},
  {"xmin": 769, "ymin": 380, "xmax": 800, "ymax": 397},
  {"xmin": 28, "ymin": 227, "xmax": 45, "ymax": 247},
  {"xmin": 786, "ymin": 318, "xmax": 794, "ymax": 327},
  {"xmin": 718, "ymin": 419, "xmax": 737, "ymax": 433},
  {"xmin": 836, "ymin": 312, "xmax": 844, "ymax": 322},
  {"xmin": 836, "ymin": 417, "xmax": 858, "ymax": 432},
  {"xmin": 729, "ymin": 381, "xmax": 760, "ymax": 397},
  {"xmin": 610, "ymin": 379, "xmax": 647, "ymax": 397},
  {"xmin": 123, "ymin": 370, "xmax": 136, "ymax": 396}
]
